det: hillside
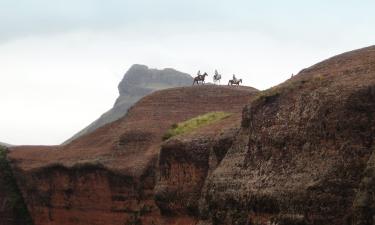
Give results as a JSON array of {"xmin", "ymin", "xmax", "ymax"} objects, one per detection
[
  {"xmin": 63, "ymin": 64, "xmax": 193, "ymax": 144},
  {"xmin": 5, "ymin": 45, "xmax": 375, "ymax": 225},
  {"xmin": 9, "ymin": 85, "xmax": 258, "ymax": 225},
  {"xmin": 197, "ymin": 45, "xmax": 375, "ymax": 225}
]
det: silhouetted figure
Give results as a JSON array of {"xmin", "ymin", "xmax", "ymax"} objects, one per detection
[
  {"xmin": 193, "ymin": 72, "xmax": 208, "ymax": 85},
  {"xmin": 228, "ymin": 78, "xmax": 242, "ymax": 86},
  {"xmin": 213, "ymin": 70, "xmax": 221, "ymax": 84},
  {"xmin": 232, "ymin": 74, "xmax": 237, "ymax": 82}
]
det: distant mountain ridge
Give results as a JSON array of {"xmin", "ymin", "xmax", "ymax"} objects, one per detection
[{"xmin": 63, "ymin": 64, "xmax": 193, "ymax": 144}]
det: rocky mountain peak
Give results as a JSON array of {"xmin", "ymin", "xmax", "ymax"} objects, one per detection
[
  {"xmin": 64, "ymin": 64, "xmax": 193, "ymax": 144},
  {"xmin": 117, "ymin": 64, "xmax": 192, "ymax": 96}
]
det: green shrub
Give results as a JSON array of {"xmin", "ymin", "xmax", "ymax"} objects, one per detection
[{"xmin": 163, "ymin": 112, "xmax": 232, "ymax": 140}]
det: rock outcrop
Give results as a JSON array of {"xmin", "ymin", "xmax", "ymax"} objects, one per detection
[
  {"xmin": 9, "ymin": 85, "xmax": 257, "ymax": 225},
  {"xmin": 63, "ymin": 64, "xmax": 193, "ymax": 144}
]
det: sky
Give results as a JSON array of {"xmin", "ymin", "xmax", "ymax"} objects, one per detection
[{"xmin": 0, "ymin": 0, "xmax": 374, "ymax": 145}]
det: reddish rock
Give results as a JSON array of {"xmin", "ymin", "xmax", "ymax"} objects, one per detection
[
  {"xmin": 9, "ymin": 85, "xmax": 257, "ymax": 225},
  {"xmin": 198, "ymin": 46, "xmax": 375, "ymax": 225},
  {"xmin": 155, "ymin": 115, "xmax": 241, "ymax": 217},
  {"xmin": 0, "ymin": 148, "xmax": 32, "ymax": 225}
]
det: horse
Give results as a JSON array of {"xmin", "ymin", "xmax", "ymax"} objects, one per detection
[
  {"xmin": 228, "ymin": 78, "xmax": 242, "ymax": 86},
  {"xmin": 193, "ymin": 72, "xmax": 208, "ymax": 85},
  {"xmin": 213, "ymin": 71, "xmax": 221, "ymax": 84}
]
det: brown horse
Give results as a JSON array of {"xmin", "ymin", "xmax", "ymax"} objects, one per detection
[
  {"xmin": 193, "ymin": 73, "xmax": 208, "ymax": 85},
  {"xmin": 228, "ymin": 78, "xmax": 242, "ymax": 86}
]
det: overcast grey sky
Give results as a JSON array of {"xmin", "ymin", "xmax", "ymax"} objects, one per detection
[{"xmin": 0, "ymin": 0, "xmax": 374, "ymax": 145}]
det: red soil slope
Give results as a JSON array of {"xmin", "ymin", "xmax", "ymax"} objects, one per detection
[{"xmin": 8, "ymin": 85, "xmax": 258, "ymax": 225}]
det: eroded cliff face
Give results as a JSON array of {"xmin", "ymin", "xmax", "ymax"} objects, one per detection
[
  {"xmin": 197, "ymin": 46, "xmax": 375, "ymax": 225},
  {"xmin": 9, "ymin": 85, "xmax": 257, "ymax": 225},
  {"xmin": 0, "ymin": 148, "xmax": 32, "ymax": 225},
  {"xmin": 12, "ymin": 164, "xmax": 160, "ymax": 225},
  {"xmin": 155, "ymin": 118, "xmax": 240, "ymax": 220}
]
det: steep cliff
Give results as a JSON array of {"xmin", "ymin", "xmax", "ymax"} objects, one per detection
[
  {"xmin": 63, "ymin": 64, "xmax": 193, "ymax": 144},
  {"xmin": 9, "ymin": 85, "xmax": 257, "ymax": 225},
  {"xmin": 197, "ymin": 46, "xmax": 375, "ymax": 225},
  {"xmin": 155, "ymin": 114, "xmax": 241, "ymax": 219},
  {"xmin": 0, "ymin": 147, "xmax": 33, "ymax": 225}
]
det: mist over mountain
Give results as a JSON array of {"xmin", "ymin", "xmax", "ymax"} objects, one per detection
[{"xmin": 63, "ymin": 64, "xmax": 193, "ymax": 144}]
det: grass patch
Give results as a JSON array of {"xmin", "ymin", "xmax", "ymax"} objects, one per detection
[{"xmin": 162, "ymin": 111, "xmax": 232, "ymax": 140}]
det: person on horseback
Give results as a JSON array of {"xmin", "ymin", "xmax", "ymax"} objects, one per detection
[{"xmin": 232, "ymin": 74, "xmax": 237, "ymax": 82}]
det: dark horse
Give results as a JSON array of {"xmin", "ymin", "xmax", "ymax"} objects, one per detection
[
  {"xmin": 228, "ymin": 78, "xmax": 242, "ymax": 86},
  {"xmin": 193, "ymin": 73, "xmax": 208, "ymax": 85}
]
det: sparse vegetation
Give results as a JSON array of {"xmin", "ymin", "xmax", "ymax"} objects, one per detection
[
  {"xmin": 253, "ymin": 75, "xmax": 323, "ymax": 103},
  {"xmin": 0, "ymin": 147, "xmax": 33, "ymax": 225},
  {"xmin": 253, "ymin": 86, "xmax": 282, "ymax": 103},
  {"xmin": 162, "ymin": 112, "xmax": 232, "ymax": 140}
]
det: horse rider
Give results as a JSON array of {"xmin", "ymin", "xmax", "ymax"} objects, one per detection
[{"xmin": 232, "ymin": 74, "xmax": 237, "ymax": 82}]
